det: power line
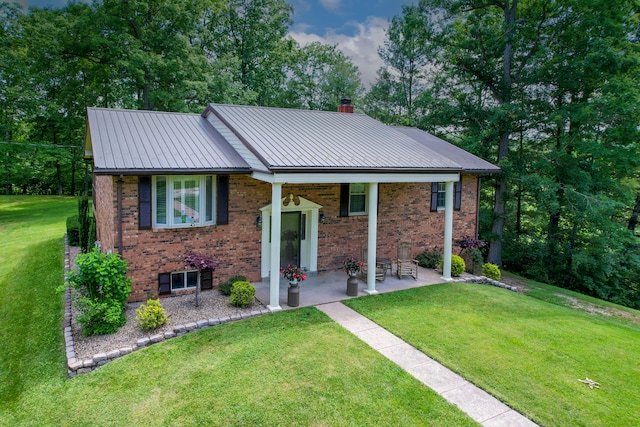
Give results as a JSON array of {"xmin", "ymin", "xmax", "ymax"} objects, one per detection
[{"xmin": 0, "ymin": 141, "xmax": 81, "ymax": 149}]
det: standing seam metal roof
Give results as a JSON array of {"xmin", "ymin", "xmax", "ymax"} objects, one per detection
[
  {"xmin": 207, "ymin": 104, "xmax": 461, "ymax": 171},
  {"xmin": 86, "ymin": 108, "xmax": 250, "ymax": 172}
]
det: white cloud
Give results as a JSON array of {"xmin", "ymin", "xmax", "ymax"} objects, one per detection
[
  {"xmin": 288, "ymin": 16, "xmax": 389, "ymax": 88},
  {"xmin": 319, "ymin": 0, "xmax": 342, "ymax": 12}
]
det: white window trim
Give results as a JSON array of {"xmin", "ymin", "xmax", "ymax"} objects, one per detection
[
  {"xmin": 152, "ymin": 175, "xmax": 216, "ymax": 229},
  {"xmin": 171, "ymin": 270, "xmax": 199, "ymax": 291},
  {"xmin": 349, "ymin": 183, "xmax": 368, "ymax": 216}
]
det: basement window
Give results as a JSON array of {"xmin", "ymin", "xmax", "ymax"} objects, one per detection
[{"xmin": 171, "ymin": 270, "xmax": 199, "ymax": 291}]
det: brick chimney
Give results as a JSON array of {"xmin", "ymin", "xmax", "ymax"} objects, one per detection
[{"xmin": 338, "ymin": 98, "xmax": 354, "ymax": 113}]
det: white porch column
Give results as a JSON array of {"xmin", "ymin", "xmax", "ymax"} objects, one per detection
[
  {"xmin": 442, "ymin": 181, "xmax": 454, "ymax": 281},
  {"xmin": 366, "ymin": 182, "xmax": 379, "ymax": 295},
  {"xmin": 268, "ymin": 183, "xmax": 283, "ymax": 311}
]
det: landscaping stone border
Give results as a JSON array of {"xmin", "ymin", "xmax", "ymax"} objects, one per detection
[{"xmin": 63, "ymin": 235, "xmax": 270, "ymax": 377}]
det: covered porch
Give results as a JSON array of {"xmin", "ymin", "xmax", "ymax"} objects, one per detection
[{"xmin": 254, "ymin": 266, "xmax": 446, "ymax": 309}]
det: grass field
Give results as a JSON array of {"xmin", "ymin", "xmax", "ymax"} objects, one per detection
[
  {"xmin": 0, "ymin": 195, "xmax": 475, "ymax": 426},
  {"xmin": 343, "ymin": 281, "xmax": 640, "ymax": 426}
]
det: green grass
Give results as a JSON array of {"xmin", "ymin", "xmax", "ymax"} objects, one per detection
[
  {"xmin": 0, "ymin": 196, "xmax": 475, "ymax": 426},
  {"xmin": 0, "ymin": 196, "xmax": 77, "ymax": 407},
  {"xmin": 343, "ymin": 282, "xmax": 640, "ymax": 427}
]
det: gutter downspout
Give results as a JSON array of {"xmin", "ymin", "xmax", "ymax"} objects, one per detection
[{"xmin": 117, "ymin": 175, "xmax": 124, "ymax": 255}]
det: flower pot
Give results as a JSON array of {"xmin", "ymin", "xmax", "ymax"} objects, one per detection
[
  {"xmin": 346, "ymin": 275, "xmax": 358, "ymax": 296},
  {"xmin": 287, "ymin": 282, "xmax": 300, "ymax": 307}
]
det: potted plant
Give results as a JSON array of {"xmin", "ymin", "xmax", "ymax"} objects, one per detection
[
  {"xmin": 280, "ymin": 264, "xmax": 307, "ymax": 307},
  {"xmin": 343, "ymin": 256, "xmax": 364, "ymax": 296}
]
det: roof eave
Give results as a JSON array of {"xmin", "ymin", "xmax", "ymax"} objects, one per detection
[{"xmin": 92, "ymin": 168, "xmax": 252, "ymax": 176}]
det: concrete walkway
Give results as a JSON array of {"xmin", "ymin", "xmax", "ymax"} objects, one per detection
[{"xmin": 317, "ymin": 302, "xmax": 538, "ymax": 427}]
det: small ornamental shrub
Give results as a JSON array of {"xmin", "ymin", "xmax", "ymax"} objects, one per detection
[
  {"xmin": 482, "ymin": 263, "xmax": 501, "ymax": 280},
  {"xmin": 219, "ymin": 275, "xmax": 247, "ymax": 296},
  {"xmin": 416, "ymin": 247, "xmax": 442, "ymax": 269},
  {"xmin": 78, "ymin": 196, "xmax": 91, "ymax": 253},
  {"xmin": 229, "ymin": 281, "xmax": 255, "ymax": 308},
  {"xmin": 441, "ymin": 254, "xmax": 466, "ymax": 277},
  {"xmin": 67, "ymin": 246, "xmax": 132, "ymax": 336},
  {"xmin": 136, "ymin": 299, "xmax": 168, "ymax": 330},
  {"xmin": 66, "ymin": 215, "xmax": 80, "ymax": 246}
]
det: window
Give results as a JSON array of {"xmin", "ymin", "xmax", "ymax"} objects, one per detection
[
  {"xmin": 153, "ymin": 175, "xmax": 216, "ymax": 228},
  {"xmin": 171, "ymin": 270, "xmax": 199, "ymax": 291},
  {"xmin": 430, "ymin": 181, "xmax": 462, "ymax": 212},
  {"xmin": 436, "ymin": 182, "xmax": 446, "ymax": 209},
  {"xmin": 349, "ymin": 183, "xmax": 367, "ymax": 215}
]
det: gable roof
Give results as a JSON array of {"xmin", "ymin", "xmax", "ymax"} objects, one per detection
[
  {"xmin": 85, "ymin": 104, "xmax": 499, "ymax": 176},
  {"xmin": 85, "ymin": 108, "xmax": 250, "ymax": 174}
]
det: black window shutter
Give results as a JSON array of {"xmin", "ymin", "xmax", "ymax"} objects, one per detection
[
  {"xmin": 139, "ymin": 176, "xmax": 152, "ymax": 229},
  {"xmin": 339, "ymin": 183, "xmax": 350, "ymax": 217},
  {"xmin": 200, "ymin": 269, "xmax": 213, "ymax": 290},
  {"xmin": 430, "ymin": 182, "xmax": 438, "ymax": 212},
  {"xmin": 158, "ymin": 273, "xmax": 171, "ymax": 295},
  {"xmin": 217, "ymin": 175, "xmax": 229, "ymax": 225},
  {"xmin": 455, "ymin": 180, "xmax": 462, "ymax": 211}
]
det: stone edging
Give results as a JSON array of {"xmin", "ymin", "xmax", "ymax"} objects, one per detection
[
  {"xmin": 455, "ymin": 275, "xmax": 519, "ymax": 292},
  {"xmin": 63, "ymin": 236, "xmax": 515, "ymax": 377},
  {"xmin": 63, "ymin": 235, "xmax": 271, "ymax": 377}
]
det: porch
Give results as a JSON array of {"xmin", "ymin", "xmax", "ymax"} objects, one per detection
[{"xmin": 254, "ymin": 265, "xmax": 446, "ymax": 309}]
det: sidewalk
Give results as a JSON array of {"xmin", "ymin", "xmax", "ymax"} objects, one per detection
[{"xmin": 317, "ymin": 302, "xmax": 538, "ymax": 427}]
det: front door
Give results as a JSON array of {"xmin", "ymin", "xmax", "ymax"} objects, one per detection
[{"xmin": 281, "ymin": 212, "xmax": 301, "ymax": 268}]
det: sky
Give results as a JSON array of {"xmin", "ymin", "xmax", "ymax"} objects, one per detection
[{"xmin": 26, "ymin": 0, "xmax": 415, "ymax": 87}]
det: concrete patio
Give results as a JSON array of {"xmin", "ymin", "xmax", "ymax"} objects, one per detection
[{"xmin": 254, "ymin": 265, "xmax": 446, "ymax": 309}]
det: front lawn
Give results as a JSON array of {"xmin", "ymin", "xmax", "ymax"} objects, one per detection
[
  {"xmin": 0, "ymin": 196, "xmax": 475, "ymax": 426},
  {"xmin": 343, "ymin": 282, "xmax": 640, "ymax": 427}
]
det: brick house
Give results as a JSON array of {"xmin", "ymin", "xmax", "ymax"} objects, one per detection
[{"xmin": 85, "ymin": 101, "xmax": 499, "ymax": 310}]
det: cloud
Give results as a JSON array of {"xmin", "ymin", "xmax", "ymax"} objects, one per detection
[
  {"xmin": 288, "ymin": 16, "xmax": 389, "ymax": 88},
  {"xmin": 319, "ymin": 0, "xmax": 342, "ymax": 12}
]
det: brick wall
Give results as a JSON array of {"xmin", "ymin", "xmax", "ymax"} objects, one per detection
[{"xmin": 95, "ymin": 174, "xmax": 479, "ymax": 302}]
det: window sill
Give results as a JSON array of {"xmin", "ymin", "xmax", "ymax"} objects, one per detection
[{"xmin": 152, "ymin": 224, "xmax": 216, "ymax": 232}]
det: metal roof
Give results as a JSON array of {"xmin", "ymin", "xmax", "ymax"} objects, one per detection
[
  {"xmin": 86, "ymin": 108, "xmax": 250, "ymax": 174},
  {"xmin": 205, "ymin": 104, "xmax": 461, "ymax": 172},
  {"xmin": 395, "ymin": 127, "xmax": 501, "ymax": 174}
]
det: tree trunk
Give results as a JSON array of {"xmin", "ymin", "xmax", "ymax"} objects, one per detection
[
  {"xmin": 487, "ymin": 0, "xmax": 518, "ymax": 267},
  {"xmin": 628, "ymin": 192, "xmax": 640, "ymax": 234}
]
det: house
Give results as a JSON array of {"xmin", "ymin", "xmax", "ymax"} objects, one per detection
[{"xmin": 84, "ymin": 100, "xmax": 500, "ymax": 310}]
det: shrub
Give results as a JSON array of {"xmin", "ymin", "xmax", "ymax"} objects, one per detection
[
  {"xmin": 67, "ymin": 247, "xmax": 132, "ymax": 336},
  {"xmin": 136, "ymin": 299, "xmax": 168, "ymax": 330},
  {"xmin": 78, "ymin": 196, "xmax": 90, "ymax": 253},
  {"xmin": 441, "ymin": 254, "xmax": 466, "ymax": 277},
  {"xmin": 66, "ymin": 215, "xmax": 80, "ymax": 246},
  {"xmin": 219, "ymin": 275, "xmax": 247, "ymax": 296},
  {"xmin": 416, "ymin": 247, "xmax": 442, "ymax": 269},
  {"xmin": 229, "ymin": 281, "xmax": 255, "ymax": 308},
  {"xmin": 482, "ymin": 263, "xmax": 501, "ymax": 280}
]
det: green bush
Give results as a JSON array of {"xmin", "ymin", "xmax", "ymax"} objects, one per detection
[
  {"xmin": 136, "ymin": 299, "xmax": 168, "ymax": 330},
  {"xmin": 416, "ymin": 247, "xmax": 442, "ymax": 269},
  {"xmin": 441, "ymin": 254, "xmax": 466, "ymax": 277},
  {"xmin": 219, "ymin": 275, "xmax": 247, "ymax": 296},
  {"xmin": 78, "ymin": 196, "xmax": 90, "ymax": 253},
  {"xmin": 482, "ymin": 263, "xmax": 501, "ymax": 280},
  {"xmin": 67, "ymin": 246, "xmax": 132, "ymax": 336},
  {"xmin": 66, "ymin": 215, "xmax": 80, "ymax": 246},
  {"xmin": 229, "ymin": 281, "xmax": 255, "ymax": 308}
]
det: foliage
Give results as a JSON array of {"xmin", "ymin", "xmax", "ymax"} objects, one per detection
[
  {"xmin": 482, "ymin": 263, "xmax": 501, "ymax": 281},
  {"xmin": 183, "ymin": 252, "xmax": 219, "ymax": 271},
  {"xmin": 67, "ymin": 246, "xmax": 132, "ymax": 336},
  {"xmin": 78, "ymin": 196, "xmax": 90, "ymax": 253},
  {"xmin": 229, "ymin": 281, "xmax": 255, "ymax": 308},
  {"xmin": 441, "ymin": 254, "xmax": 465, "ymax": 277},
  {"xmin": 219, "ymin": 275, "xmax": 247, "ymax": 296},
  {"xmin": 416, "ymin": 247, "xmax": 442, "ymax": 269},
  {"xmin": 280, "ymin": 264, "xmax": 306, "ymax": 282},
  {"xmin": 342, "ymin": 256, "xmax": 364, "ymax": 275},
  {"xmin": 66, "ymin": 215, "xmax": 80, "ymax": 246},
  {"xmin": 136, "ymin": 299, "xmax": 169, "ymax": 331},
  {"xmin": 454, "ymin": 236, "xmax": 486, "ymax": 254}
]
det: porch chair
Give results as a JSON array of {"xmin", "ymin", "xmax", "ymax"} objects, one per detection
[
  {"xmin": 360, "ymin": 244, "xmax": 390, "ymax": 281},
  {"xmin": 396, "ymin": 240, "xmax": 418, "ymax": 279}
]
